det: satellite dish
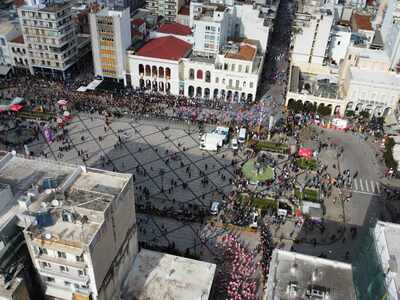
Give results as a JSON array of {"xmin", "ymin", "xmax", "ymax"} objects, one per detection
[
  {"xmin": 51, "ymin": 199, "xmax": 59, "ymax": 207},
  {"xmin": 44, "ymin": 233, "xmax": 52, "ymax": 240}
]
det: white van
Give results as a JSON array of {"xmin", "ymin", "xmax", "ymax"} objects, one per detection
[
  {"xmin": 210, "ymin": 201, "xmax": 220, "ymax": 215},
  {"xmin": 238, "ymin": 128, "xmax": 247, "ymax": 144}
]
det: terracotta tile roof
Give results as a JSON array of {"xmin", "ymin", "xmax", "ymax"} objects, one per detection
[
  {"xmin": 10, "ymin": 35, "xmax": 24, "ymax": 44},
  {"xmin": 136, "ymin": 36, "xmax": 192, "ymax": 61},
  {"xmin": 14, "ymin": 0, "xmax": 24, "ymax": 8},
  {"xmin": 158, "ymin": 23, "xmax": 192, "ymax": 36},
  {"xmin": 225, "ymin": 44, "xmax": 256, "ymax": 61},
  {"xmin": 132, "ymin": 18, "xmax": 145, "ymax": 27},
  {"xmin": 178, "ymin": 5, "xmax": 190, "ymax": 16},
  {"xmin": 352, "ymin": 13, "xmax": 373, "ymax": 31}
]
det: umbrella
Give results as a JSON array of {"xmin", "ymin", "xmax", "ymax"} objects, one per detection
[
  {"xmin": 9, "ymin": 104, "xmax": 24, "ymax": 112},
  {"xmin": 63, "ymin": 111, "xmax": 70, "ymax": 117},
  {"xmin": 57, "ymin": 99, "xmax": 68, "ymax": 106}
]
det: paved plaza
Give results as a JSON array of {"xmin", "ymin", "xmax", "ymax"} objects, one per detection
[{"xmin": 17, "ymin": 114, "xmax": 246, "ymax": 260}]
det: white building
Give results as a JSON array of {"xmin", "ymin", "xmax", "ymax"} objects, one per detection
[
  {"xmin": 127, "ymin": 0, "xmax": 268, "ymax": 102},
  {"xmin": 145, "ymin": 0, "xmax": 184, "ymax": 23},
  {"xmin": 291, "ymin": 11, "xmax": 334, "ymax": 66},
  {"xmin": 17, "ymin": 2, "xmax": 80, "ymax": 79},
  {"xmin": 265, "ymin": 249, "xmax": 356, "ymax": 300},
  {"xmin": 0, "ymin": 18, "xmax": 21, "ymax": 76},
  {"xmin": 0, "ymin": 153, "xmax": 138, "ymax": 300},
  {"xmin": 121, "ymin": 249, "xmax": 216, "ymax": 300},
  {"xmin": 329, "ymin": 27, "xmax": 351, "ymax": 66},
  {"xmin": 127, "ymin": 35, "xmax": 192, "ymax": 95},
  {"xmin": 8, "ymin": 35, "xmax": 31, "ymax": 73},
  {"xmin": 190, "ymin": 2, "xmax": 230, "ymax": 56},
  {"xmin": 89, "ymin": 7, "xmax": 131, "ymax": 82},
  {"xmin": 343, "ymin": 67, "xmax": 400, "ymax": 115},
  {"xmin": 353, "ymin": 221, "xmax": 400, "ymax": 300}
]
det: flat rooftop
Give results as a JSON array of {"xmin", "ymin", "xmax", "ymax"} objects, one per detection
[
  {"xmin": 121, "ymin": 249, "xmax": 216, "ymax": 300},
  {"xmin": 0, "ymin": 153, "xmax": 131, "ymax": 247},
  {"xmin": 349, "ymin": 67, "xmax": 400, "ymax": 87},
  {"xmin": 266, "ymin": 249, "xmax": 356, "ymax": 300}
]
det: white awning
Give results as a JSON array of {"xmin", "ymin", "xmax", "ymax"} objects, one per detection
[
  {"xmin": 86, "ymin": 79, "xmax": 102, "ymax": 90},
  {"xmin": 77, "ymin": 86, "xmax": 87, "ymax": 92},
  {"xmin": 46, "ymin": 285, "xmax": 73, "ymax": 300},
  {"xmin": 0, "ymin": 65, "xmax": 11, "ymax": 76}
]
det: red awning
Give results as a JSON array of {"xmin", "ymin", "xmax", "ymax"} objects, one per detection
[
  {"xmin": 9, "ymin": 104, "xmax": 24, "ymax": 112},
  {"xmin": 298, "ymin": 147, "xmax": 313, "ymax": 158}
]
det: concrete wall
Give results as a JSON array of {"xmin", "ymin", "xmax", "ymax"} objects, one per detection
[{"xmin": 89, "ymin": 13, "xmax": 102, "ymax": 78}]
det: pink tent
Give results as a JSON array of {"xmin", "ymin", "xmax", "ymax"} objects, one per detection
[
  {"xmin": 9, "ymin": 104, "xmax": 24, "ymax": 112},
  {"xmin": 298, "ymin": 147, "xmax": 313, "ymax": 158}
]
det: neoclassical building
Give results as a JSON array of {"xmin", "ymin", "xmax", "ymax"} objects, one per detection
[{"xmin": 127, "ymin": 35, "xmax": 263, "ymax": 102}]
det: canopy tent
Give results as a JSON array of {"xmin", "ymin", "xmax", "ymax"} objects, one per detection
[
  {"xmin": 9, "ymin": 104, "xmax": 24, "ymax": 112},
  {"xmin": 57, "ymin": 99, "xmax": 68, "ymax": 106},
  {"xmin": 298, "ymin": 147, "xmax": 313, "ymax": 158}
]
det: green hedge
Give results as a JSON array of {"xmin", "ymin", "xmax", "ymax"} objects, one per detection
[
  {"xmin": 237, "ymin": 194, "xmax": 278, "ymax": 211},
  {"xmin": 296, "ymin": 157, "xmax": 318, "ymax": 171},
  {"xmin": 294, "ymin": 187, "xmax": 320, "ymax": 203},
  {"xmin": 384, "ymin": 137, "xmax": 398, "ymax": 171},
  {"xmin": 255, "ymin": 141, "xmax": 289, "ymax": 154},
  {"xmin": 17, "ymin": 111, "xmax": 54, "ymax": 121}
]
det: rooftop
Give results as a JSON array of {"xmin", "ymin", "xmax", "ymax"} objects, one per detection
[
  {"xmin": 136, "ymin": 36, "xmax": 192, "ymax": 61},
  {"xmin": 132, "ymin": 18, "xmax": 145, "ymax": 27},
  {"xmin": 266, "ymin": 249, "xmax": 356, "ymax": 300},
  {"xmin": 349, "ymin": 67, "xmax": 400, "ymax": 87},
  {"xmin": 121, "ymin": 249, "xmax": 216, "ymax": 300},
  {"xmin": 158, "ymin": 23, "xmax": 192, "ymax": 36},
  {"xmin": 0, "ymin": 19, "xmax": 18, "ymax": 37},
  {"xmin": 225, "ymin": 44, "xmax": 256, "ymax": 61},
  {"xmin": 178, "ymin": 5, "xmax": 190, "ymax": 16},
  {"xmin": 0, "ymin": 153, "xmax": 131, "ymax": 247},
  {"xmin": 352, "ymin": 13, "xmax": 373, "ymax": 31},
  {"xmin": 10, "ymin": 35, "xmax": 24, "ymax": 44}
]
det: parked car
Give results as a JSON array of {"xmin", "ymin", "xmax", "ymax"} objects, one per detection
[
  {"xmin": 231, "ymin": 138, "xmax": 238, "ymax": 150},
  {"xmin": 210, "ymin": 201, "xmax": 220, "ymax": 215}
]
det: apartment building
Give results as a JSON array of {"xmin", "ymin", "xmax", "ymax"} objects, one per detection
[
  {"xmin": 89, "ymin": 7, "xmax": 131, "ymax": 81},
  {"xmin": 0, "ymin": 152, "xmax": 138, "ymax": 300},
  {"xmin": 265, "ymin": 249, "xmax": 356, "ymax": 300},
  {"xmin": 0, "ymin": 17, "xmax": 21, "ymax": 76},
  {"xmin": 8, "ymin": 35, "xmax": 31, "ymax": 72},
  {"xmin": 17, "ymin": 1, "xmax": 79, "ymax": 79},
  {"xmin": 146, "ymin": 0, "xmax": 184, "ymax": 23}
]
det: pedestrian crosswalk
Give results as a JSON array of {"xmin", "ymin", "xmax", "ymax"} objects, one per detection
[{"xmin": 352, "ymin": 178, "xmax": 381, "ymax": 195}]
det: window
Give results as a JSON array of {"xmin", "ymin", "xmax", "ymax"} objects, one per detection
[
  {"xmin": 57, "ymin": 251, "xmax": 66, "ymax": 258},
  {"xmin": 78, "ymin": 270, "xmax": 86, "ymax": 277},
  {"xmin": 38, "ymin": 247, "xmax": 48, "ymax": 255},
  {"xmin": 231, "ymin": 64, "xmax": 235, "ymax": 71},
  {"xmin": 42, "ymin": 262, "xmax": 51, "ymax": 268},
  {"xmin": 238, "ymin": 65, "xmax": 242, "ymax": 72},
  {"xmin": 229, "ymin": 79, "xmax": 232, "ymax": 86},
  {"xmin": 236, "ymin": 80, "xmax": 239, "ymax": 88},
  {"xmin": 46, "ymin": 277, "xmax": 55, "ymax": 282},
  {"xmin": 243, "ymin": 81, "xmax": 246, "ymax": 87},
  {"xmin": 215, "ymin": 77, "xmax": 219, "ymax": 83},
  {"xmin": 250, "ymin": 82, "xmax": 254, "ymax": 88},
  {"xmin": 348, "ymin": 54, "xmax": 352, "ymax": 60},
  {"xmin": 245, "ymin": 66, "xmax": 249, "ymax": 73},
  {"xmin": 76, "ymin": 254, "xmax": 84, "ymax": 262},
  {"xmin": 60, "ymin": 266, "xmax": 69, "ymax": 273},
  {"xmin": 64, "ymin": 281, "xmax": 71, "ymax": 287}
]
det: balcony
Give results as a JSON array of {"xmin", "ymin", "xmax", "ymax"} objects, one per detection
[
  {"xmin": 226, "ymin": 85, "xmax": 242, "ymax": 91},
  {"xmin": 39, "ymin": 267, "xmax": 89, "ymax": 284},
  {"xmin": 36, "ymin": 253, "xmax": 86, "ymax": 269}
]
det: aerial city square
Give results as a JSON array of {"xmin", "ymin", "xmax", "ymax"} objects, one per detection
[{"xmin": 0, "ymin": 0, "xmax": 400, "ymax": 298}]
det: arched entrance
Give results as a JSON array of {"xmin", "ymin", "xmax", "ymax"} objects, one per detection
[
  {"xmin": 241, "ymin": 92, "xmax": 246, "ymax": 101},
  {"xmin": 213, "ymin": 89, "xmax": 219, "ymax": 99},
  {"xmin": 145, "ymin": 79, "xmax": 151, "ymax": 89},
  {"xmin": 145, "ymin": 65, "xmax": 151, "ymax": 76},
  {"xmin": 188, "ymin": 86, "xmax": 194, "ymax": 97},
  {"xmin": 383, "ymin": 107, "xmax": 392, "ymax": 117},
  {"xmin": 196, "ymin": 87, "xmax": 202, "ymax": 97},
  {"xmin": 355, "ymin": 103, "xmax": 363, "ymax": 112},
  {"xmin": 152, "ymin": 80, "xmax": 158, "ymax": 92},
  {"xmin": 221, "ymin": 90, "xmax": 226, "ymax": 100},
  {"xmin": 227, "ymin": 90, "xmax": 233, "ymax": 101},
  {"xmin": 234, "ymin": 91, "xmax": 239, "ymax": 102},
  {"xmin": 334, "ymin": 105, "xmax": 341, "ymax": 115},
  {"xmin": 139, "ymin": 64, "xmax": 144, "ymax": 75},
  {"xmin": 139, "ymin": 79, "xmax": 145, "ymax": 89},
  {"xmin": 159, "ymin": 81, "xmax": 164, "ymax": 92},
  {"xmin": 159, "ymin": 67, "xmax": 164, "ymax": 78},
  {"xmin": 345, "ymin": 102, "xmax": 354, "ymax": 111},
  {"xmin": 204, "ymin": 88, "xmax": 210, "ymax": 99},
  {"xmin": 166, "ymin": 82, "xmax": 171, "ymax": 93},
  {"xmin": 152, "ymin": 66, "xmax": 157, "ymax": 77},
  {"xmin": 247, "ymin": 94, "xmax": 253, "ymax": 102}
]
